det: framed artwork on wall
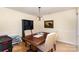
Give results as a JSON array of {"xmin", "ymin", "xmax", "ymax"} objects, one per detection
[{"xmin": 44, "ymin": 20, "xmax": 54, "ymax": 28}]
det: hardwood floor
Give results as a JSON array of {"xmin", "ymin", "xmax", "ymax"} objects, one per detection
[
  {"xmin": 12, "ymin": 42, "xmax": 30, "ymax": 52},
  {"xmin": 12, "ymin": 41, "xmax": 76, "ymax": 52},
  {"xmin": 56, "ymin": 41, "xmax": 76, "ymax": 52}
]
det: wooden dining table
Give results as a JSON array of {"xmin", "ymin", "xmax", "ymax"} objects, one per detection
[{"xmin": 24, "ymin": 32, "xmax": 48, "ymax": 46}]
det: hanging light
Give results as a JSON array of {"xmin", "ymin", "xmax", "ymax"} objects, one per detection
[{"xmin": 38, "ymin": 7, "xmax": 42, "ymax": 21}]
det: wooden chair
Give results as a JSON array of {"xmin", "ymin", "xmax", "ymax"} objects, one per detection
[{"xmin": 37, "ymin": 33, "xmax": 57, "ymax": 52}]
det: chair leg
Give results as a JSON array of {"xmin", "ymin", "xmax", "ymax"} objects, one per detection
[
  {"xmin": 50, "ymin": 48, "xmax": 53, "ymax": 52},
  {"xmin": 54, "ymin": 44, "xmax": 56, "ymax": 51},
  {"xmin": 48, "ymin": 48, "xmax": 53, "ymax": 52}
]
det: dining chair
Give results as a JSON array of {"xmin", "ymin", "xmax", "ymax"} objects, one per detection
[{"xmin": 37, "ymin": 32, "xmax": 57, "ymax": 52}]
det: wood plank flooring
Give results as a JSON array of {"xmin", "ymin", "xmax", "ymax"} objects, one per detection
[
  {"xmin": 12, "ymin": 41, "xmax": 76, "ymax": 52},
  {"xmin": 56, "ymin": 41, "xmax": 76, "ymax": 52}
]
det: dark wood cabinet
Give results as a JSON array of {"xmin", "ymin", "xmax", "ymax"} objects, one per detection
[{"xmin": 0, "ymin": 35, "xmax": 12, "ymax": 52}]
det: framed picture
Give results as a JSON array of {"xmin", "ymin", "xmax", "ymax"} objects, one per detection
[{"xmin": 44, "ymin": 20, "xmax": 54, "ymax": 28}]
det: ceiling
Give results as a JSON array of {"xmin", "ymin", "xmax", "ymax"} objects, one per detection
[{"xmin": 8, "ymin": 7, "xmax": 73, "ymax": 16}]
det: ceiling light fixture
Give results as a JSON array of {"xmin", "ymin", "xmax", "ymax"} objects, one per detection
[{"xmin": 38, "ymin": 7, "xmax": 42, "ymax": 21}]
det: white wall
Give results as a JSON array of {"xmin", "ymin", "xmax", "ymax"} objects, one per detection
[
  {"xmin": 78, "ymin": 8, "xmax": 79, "ymax": 49},
  {"xmin": 40, "ymin": 9, "xmax": 76, "ymax": 45},
  {"xmin": 0, "ymin": 8, "xmax": 40, "ymax": 36}
]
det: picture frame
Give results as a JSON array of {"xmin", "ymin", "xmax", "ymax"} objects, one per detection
[{"xmin": 44, "ymin": 20, "xmax": 54, "ymax": 28}]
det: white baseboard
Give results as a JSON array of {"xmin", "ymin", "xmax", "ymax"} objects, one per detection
[{"xmin": 57, "ymin": 40, "xmax": 76, "ymax": 46}]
